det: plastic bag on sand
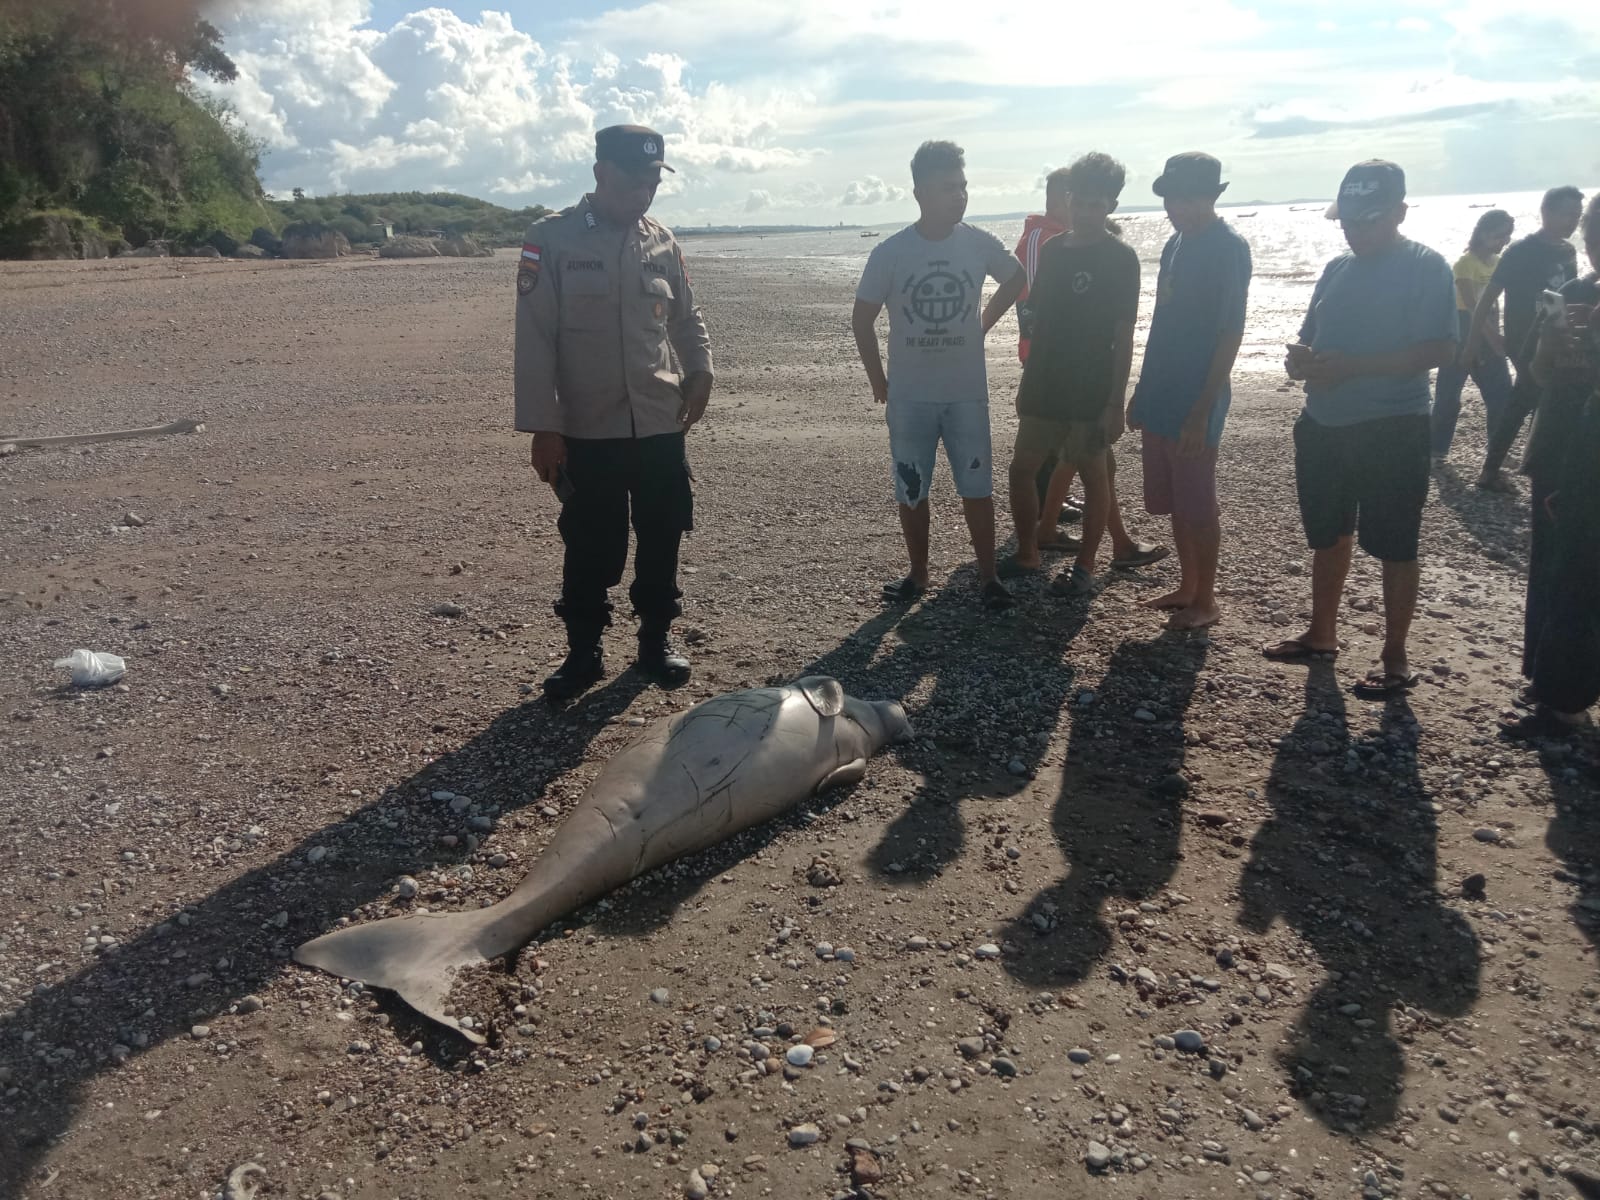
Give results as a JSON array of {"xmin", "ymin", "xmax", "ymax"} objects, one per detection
[{"xmin": 54, "ymin": 649, "xmax": 126, "ymax": 687}]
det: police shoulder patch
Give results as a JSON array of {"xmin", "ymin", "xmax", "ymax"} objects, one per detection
[{"xmin": 517, "ymin": 264, "xmax": 539, "ymax": 295}]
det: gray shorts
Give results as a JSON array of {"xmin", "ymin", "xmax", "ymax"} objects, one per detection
[{"xmin": 885, "ymin": 400, "xmax": 993, "ymax": 505}]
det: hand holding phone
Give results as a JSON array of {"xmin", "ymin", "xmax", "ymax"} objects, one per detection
[{"xmin": 552, "ymin": 466, "xmax": 576, "ymax": 503}]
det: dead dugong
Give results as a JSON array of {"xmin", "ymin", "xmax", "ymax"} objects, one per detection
[{"xmin": 294, "ymin": 676, "xmax": 911, "ymax": 1041}]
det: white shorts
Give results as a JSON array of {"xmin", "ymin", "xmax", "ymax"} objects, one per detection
[{"xmin": 885, "ymin": 400, "xmax": 993, "ymax": 505}]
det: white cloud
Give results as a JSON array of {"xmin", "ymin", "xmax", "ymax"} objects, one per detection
[
  {"xmin": 199, "ymin": 0, "xmax": 1600, "ymax": 224},
  {"xmin": 841, "ymin": 176, "xmax": 906, "ymax": 206},
  {"xmin": 203, "ymin": 2, "xmax": 818, "ymax": 202}
]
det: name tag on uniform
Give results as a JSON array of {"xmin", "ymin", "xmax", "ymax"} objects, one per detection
[{"xmin": 565, "ymin": 260, "xmax": 606, "ymax": 272}]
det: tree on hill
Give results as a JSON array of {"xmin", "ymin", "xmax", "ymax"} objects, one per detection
[{"xmin": 0, "ymin": 0, "xmax": 275, "ymax": 255}]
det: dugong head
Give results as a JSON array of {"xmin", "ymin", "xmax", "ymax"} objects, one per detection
[
  {"xmin": 792, "ymin": 675, "xmax": 913, "ymax": 750},
  {"xmin": 845, "ymin": 695, "xmax": 914, "ymax": 750}
]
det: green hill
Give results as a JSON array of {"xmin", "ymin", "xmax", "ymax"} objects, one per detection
[
  {"xmin": 271, "ymin": 191, "xmax": 551, "ymax": 249},
  {"xmin": 0, "ymin": 1, "xmax": 277, "ymax": 257}
]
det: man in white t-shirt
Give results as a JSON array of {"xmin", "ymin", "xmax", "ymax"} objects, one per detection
[{"xmin": 852, "ymin": 140, "xmax": 1026, "ymax": 611}]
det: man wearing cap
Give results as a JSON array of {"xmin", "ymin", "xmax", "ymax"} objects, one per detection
[
  {"xmin": 1265, "ymin": 160, "xmax": 1457, "ymax": 698},
  {"xmin": 1127, "ymin": 152, "xmax": 1252, "ymax": 631},
  {"xmin": 515, "ymin": 125, "xmax": 714, "ymax": 702}
]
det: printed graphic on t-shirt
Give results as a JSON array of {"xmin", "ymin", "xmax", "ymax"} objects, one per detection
[{"xmin": 902, "ymin": 261, "xmax": 974, "ymax": 340}]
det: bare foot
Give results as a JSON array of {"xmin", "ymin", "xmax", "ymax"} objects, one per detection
[
  {"xmin": 1141, "ymin": 589, "xmax": 1193, "ymax": 611},
  {"xmin": 1166, "ymin": 601, "xmax": 1221, "ymax": 630}
]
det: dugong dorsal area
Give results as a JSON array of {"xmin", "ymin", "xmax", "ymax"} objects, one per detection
[{"xmin": 293, "ymin": 677, "xmax": 910, "ymax": 1042}]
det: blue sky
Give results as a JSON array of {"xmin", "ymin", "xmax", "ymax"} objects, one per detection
[{"xmin": 208, "ymin": 0, "xmax": 1600, "ymax": 224}]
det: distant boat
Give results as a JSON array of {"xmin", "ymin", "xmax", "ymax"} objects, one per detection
[
  {"xmin": 1468, "ymin": 203, "xmax": 1495, "ymax": 209},
  {"xmin": 860, "ymin": 230, "xmax": 879, "ymax": 238},
  {"xmin": 1236, "ymin": 211, "xmax": 1258, "ymax": 218}
]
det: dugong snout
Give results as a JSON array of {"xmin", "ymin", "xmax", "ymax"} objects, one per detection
[{"xmin": 848, "ymin": 696, "xmax": 914, "ymax": 748}]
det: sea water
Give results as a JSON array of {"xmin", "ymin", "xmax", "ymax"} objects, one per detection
[{"xmin": 684, "ymin": 190, "xmax": 1593, "ymax": 377}]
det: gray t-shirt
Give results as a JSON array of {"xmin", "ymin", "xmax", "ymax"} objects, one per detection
[
  {"xmin": 1297, "ymin": 237, "xmax": 1457, "ymax": 427},
  {"xmin": 856, "ymin": 223, "xmax": 1022, "ymax": 405}
]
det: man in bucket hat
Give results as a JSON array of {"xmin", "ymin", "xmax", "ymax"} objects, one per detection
[
  {"xmin": 1127, "ymin": 152, "xmax": 1252, "ymax": 631},
  {"xmin": 1264, "ymin": 160, "xmax": 1457, "ymax": 698}
]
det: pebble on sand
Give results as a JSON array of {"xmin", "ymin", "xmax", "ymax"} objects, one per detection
[
  {"xmin": 1086, "ymin": 1140, "xmax": 1112, "ymax": 1171},
  {"xmin": 788, "ymin": 1123, "xmax": 821, "ymax": 1147}
]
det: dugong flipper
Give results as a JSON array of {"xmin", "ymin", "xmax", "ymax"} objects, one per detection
[{"xmin": 294, "ymin": 677, "xmax": 911, "ymax": 1041}]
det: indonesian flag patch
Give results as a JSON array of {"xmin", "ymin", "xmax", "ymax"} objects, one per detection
[{"xmin": 517, "ymin": 242, "xmax": 541, "ymax": 294}]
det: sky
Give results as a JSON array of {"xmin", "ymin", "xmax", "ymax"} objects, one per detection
[{"xmin": 203, "ymin": 0, "xmax": 1600, "ymax": 226}]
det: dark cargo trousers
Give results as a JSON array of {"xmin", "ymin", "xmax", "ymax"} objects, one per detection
[{"xmin": 553, "ymin": 431, "xmax": 693, "ymax": 643}]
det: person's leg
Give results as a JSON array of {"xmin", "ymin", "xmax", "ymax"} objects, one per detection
[
  {"xmin": 1479, "ymin": 361, "xmax": 1536, "ymax": 485},
  {"xmin": 1306, "ymin": 536, "xmax": 1354, "ymax": 650},
  {"xmin": 547, "ymin": 437, "xmax": 630, "ymax": 699},
  {"xmin": 629, "ymin": 432, "xmax": 693, "ymax": 686},
  {"xmin": 1354, "ymin": 414, "xmax": 1430, "ymax": 689},
  {"xmin": 945, "ymin": 402, "xmax": 1008, "ymax": 603},
  {"xmin": 898, "ymin": 501, "xmax": 931, "ymax": 586},
  {"xmin": 886, "ymin": 401, "xmax": 939, "ymax": 592},
  {"xmin": 1139, "ymin": 432, "xmax": 1192, "ymax": 611},
  {"xmin": 963, "ymin": 496, "xmax": 998, "ymax": 582},
  {"xmin": 1037, "ymin": 463, "xmax": 1082, "ymax": 546},
  {"xmin": 1378, "ymin": 557, "xmax": 1420, "ymax": 677},
  {"xmin": 1072, "ymin": 449, "xmax": 1111, "ymax": 576},
  {"xmin": 1166, "ymin": 443, "xmax": 1223, "ymax": 630},
  {"xmin": 1034, "ymin": 453, "xmax": 1058, "ymax": 511},
  {"xmin": 1105, "ymin": 445, "xmax": 1168, "ymax": 566},
  {"xmin": 1007, "ymin": 423, "xmax": 1052, "ymax": 571},
  {"xmin": 1265, "ymin": 414, "xmax": 1352, "ymax": 657},
  {"xmin": 1472, "ymin": 350, "xmax": 1514, "ymax": 445}
]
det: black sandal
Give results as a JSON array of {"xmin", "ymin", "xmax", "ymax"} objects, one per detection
[{"xmin": 882, "ymin": 576, "xmax": 927, "ymax": 603}]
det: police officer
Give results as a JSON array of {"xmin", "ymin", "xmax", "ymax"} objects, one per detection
[{"xmin": 515, "ymin": 125, "xmax": 714, "ymax": 702}]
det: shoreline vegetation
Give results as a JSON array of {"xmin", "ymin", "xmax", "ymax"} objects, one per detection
[{"xmin": 0, "ymin": 3, "xmax": 549, "ymax": 261}]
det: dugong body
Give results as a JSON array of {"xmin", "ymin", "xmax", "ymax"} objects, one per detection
[{"xmin": 295, "ymin": 676, "xmax": 910, "ymax": 1041}]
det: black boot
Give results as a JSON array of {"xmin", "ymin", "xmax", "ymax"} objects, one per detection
[
  {"xmin": 636, "ymin": 621, "xmax": 691, "ymax": 689},
  {"xmin": 543, "ymin": 639, "xmax": 604, "ymax": 703}
]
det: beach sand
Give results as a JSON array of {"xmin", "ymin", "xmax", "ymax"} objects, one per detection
[{"xmin": 1, "ymin": 250, "xmax": 1597, "ymax": 1199}]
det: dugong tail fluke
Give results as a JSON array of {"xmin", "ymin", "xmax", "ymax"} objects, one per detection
[
  {"xmin": 293, "ymin": 909, "xmax": 507, "ymax": 1042},
  {"xmin": 294, "ymin": 677, "xmax": 911, "ymax": 1041}
]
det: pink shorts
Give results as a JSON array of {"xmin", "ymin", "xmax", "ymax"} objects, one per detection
[{"xmin": 1141, "ymin": 431, "xmax": 1220, "ymax": 520}]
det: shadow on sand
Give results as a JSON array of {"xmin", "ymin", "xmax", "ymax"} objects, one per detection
[
  {"xmin": 1238, "ymin": 665, "xmax": 1480, "ymax": 1131},
  {"xmin": 1433, "ymin": 460, "xmax": 1530, "ymax": 574},
  {"xmin": 998, "ymin": 632, "xmax": 1208, "ymax": 986},
  {"xmin": 0, "ymin": 556, "xmax": 1112, "ymax": 1190},
  {"xmin": 0, "ymin": 673, "xmax": 649, "ymax": 1193}
]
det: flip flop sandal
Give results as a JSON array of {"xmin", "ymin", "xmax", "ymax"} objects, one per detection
[
  {"xmin": 981, "ymin": 579, "xmax": 1016, "ymax": 611},
  {"xmin": 1261, "ymin": 637, "xmax": 1339, "ymax": 663},
  {"xmin": 881, "ymin": 576, "xmax": 926, "ymax": 603},
  {"xmin": 996, "ymin": 556, "xmax": 1042, "ymax": 580},
  {"xmin": 1351, "ymin": 669, "xmax": 1420, "ymax": 698},
  {"xmin": 1111, "ymin": 542, "xmax": 1171, "ymax": 570}
]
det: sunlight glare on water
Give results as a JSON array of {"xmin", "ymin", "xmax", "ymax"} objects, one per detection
[{"xmin": 686, "ymin": 190, "xmax": 1592, "ymax": 376}]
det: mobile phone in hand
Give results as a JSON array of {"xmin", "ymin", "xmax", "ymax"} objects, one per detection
[{"xmin": 552, "ymin": 467, "xmax": 576, "ymax": 502}]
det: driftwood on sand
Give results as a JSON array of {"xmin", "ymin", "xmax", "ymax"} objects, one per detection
[{"xmin": 0, "ymin": 417, "xmax": 205, "ymax": 451}]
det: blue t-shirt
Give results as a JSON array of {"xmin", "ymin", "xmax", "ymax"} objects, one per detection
[
  {"xmin": 1298, "ymin": 237, "xmax": 1458, "ymax": 427},
  {"xmin": 1129, "ymin": 219, "xmax": 1252, "ymax": 446}
]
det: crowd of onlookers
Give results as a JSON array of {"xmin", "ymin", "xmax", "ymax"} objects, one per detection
[{"xmin": 852, "ymin": 144, "xmax": 1598, "ymax": 724}]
